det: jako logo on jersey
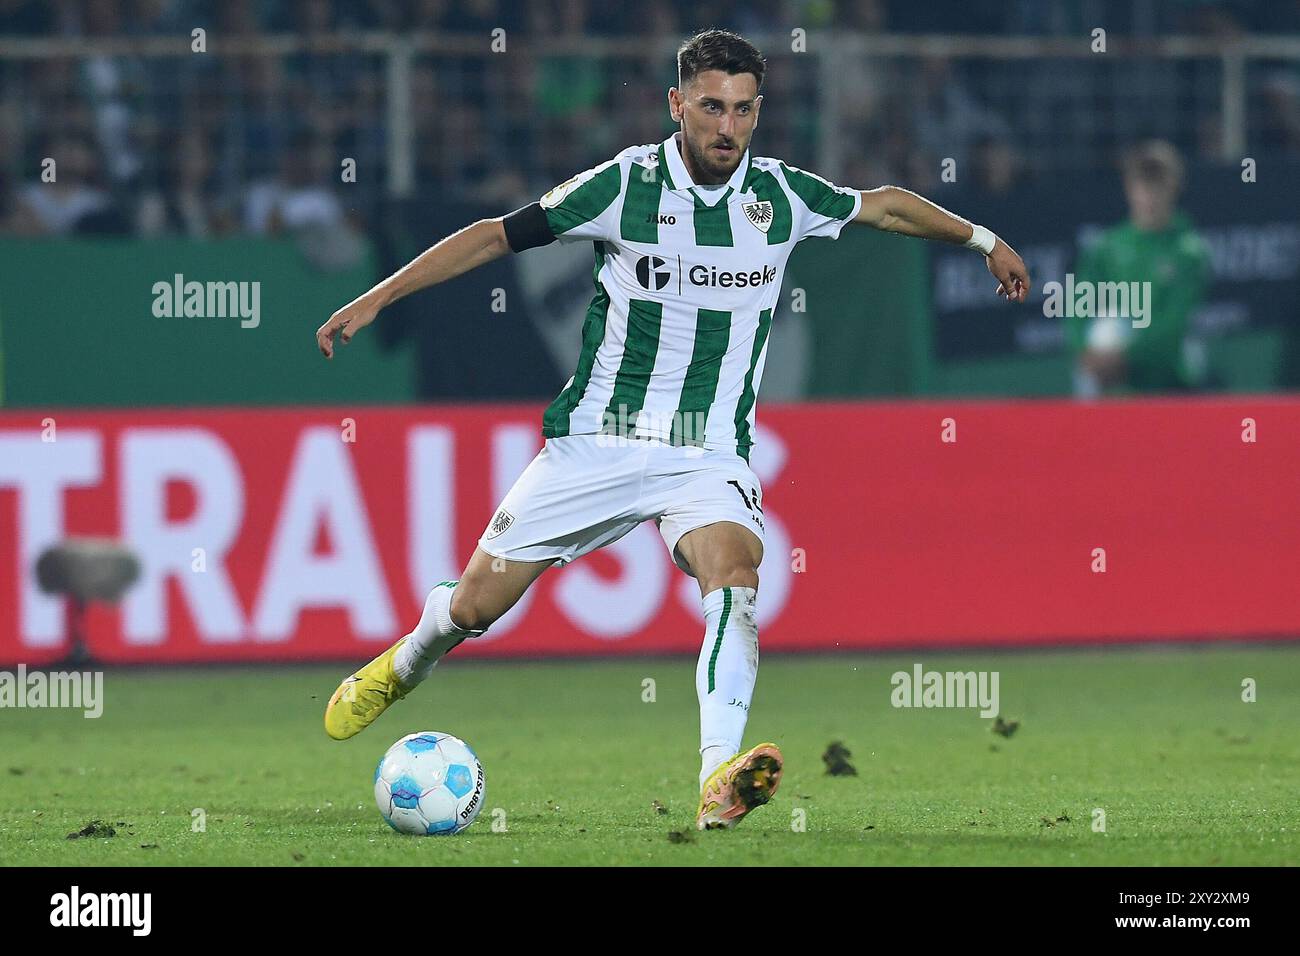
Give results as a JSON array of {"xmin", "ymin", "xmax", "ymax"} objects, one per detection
[
  {"xmin": 689, "ymin": 264, "xmax": 777, "ymax": 288},
  {"xmin": 742, "ymin": 200, "xmax": 774, "ymax": 234},
  {"xmin": 635, "ymin": 255, "xmax": 672, "ymax": 291},
  {"xmin": 644, "ymin": 212, "xmax": 676, "ymax": 225}
]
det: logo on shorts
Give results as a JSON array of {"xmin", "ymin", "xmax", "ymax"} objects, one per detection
[
  {"xmin": 486, "ymin": 508, "xmax": 515, "ymax": 539},
  {"xmin": 728, "ymin": 479, "xmax": 765, "ymax": 531}
]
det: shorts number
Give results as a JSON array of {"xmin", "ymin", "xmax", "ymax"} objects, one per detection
[{"xmin": 727, "ymin": 480, "xmax": 762, "ymax": 513}]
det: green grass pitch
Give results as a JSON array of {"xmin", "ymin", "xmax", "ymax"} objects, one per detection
[{"xmin": 2, "ymin": 646, "xmax": 1297, "ymax": 866}]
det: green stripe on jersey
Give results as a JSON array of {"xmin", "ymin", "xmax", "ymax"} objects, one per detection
[
  {"xmin": 620, "ymin": 161, "xmax": 663, "ymax": 243},
  {"xmin": 543, "ymin": 243, "xmax": 611, "ymax": 438},
  {"xmin": 656, "ymin": 142, "xmax": 677, "ymax": 190},
  {"xmin": 543, "ymin": 163, "xmax": 621, "ymax": 237},
  {"xmin": 670, "ymin": 309, "xmax": 732, "ymax": 447},
  {"xmin": 602, "ymin": 298, "xmax": 663, "ymax": 438},
  {"xmin": 779, "ymin": 162, "xmax": 857, "ymax": 222},
  {"xmin": 733, "ymin": 307, "xmax": 773, "ymax": 462},
  {"xmin": 692, "ymin": 188, "xmax": 734, "ymax": 247},
  {"xmin": 741, "ymin": 166, "xmax": 793, "ymax": 244}
]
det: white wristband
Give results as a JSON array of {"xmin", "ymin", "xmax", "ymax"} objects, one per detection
[{"xmin": 964, "ymin": 224, "xmax": 996, "ymax": 256}]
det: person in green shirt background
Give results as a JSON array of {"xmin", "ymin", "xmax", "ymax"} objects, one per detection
[{"xmin": 1068, "ymin": 140, "xmax": 1213, "ymax": 398}]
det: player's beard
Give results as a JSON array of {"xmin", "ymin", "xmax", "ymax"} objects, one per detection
[{"xmin": 685, "ymin": 131, "xmax": 745, "ymax": 184}]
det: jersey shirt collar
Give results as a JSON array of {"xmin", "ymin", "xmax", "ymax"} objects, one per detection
[{"xmin": 657, "ymin": 132, "xmax": 751, "ymax": 207}]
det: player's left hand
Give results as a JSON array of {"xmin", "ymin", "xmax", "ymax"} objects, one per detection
[
  {"xmin": 986, "ymin": 239, "xmax": 1031, "ymax": 302},
  {"xmin": 316, "ymin": 294, "xmax": 380, "ymax": 359}
]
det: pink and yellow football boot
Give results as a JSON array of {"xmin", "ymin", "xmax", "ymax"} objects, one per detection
[{"xmin": 696, "ymin": 742, "xmax": 784, "ymax": 830}]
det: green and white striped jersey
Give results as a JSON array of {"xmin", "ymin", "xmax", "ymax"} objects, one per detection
[{"xmin": 539, "ymin": 132, "xmax": 862, "ymax": 461}]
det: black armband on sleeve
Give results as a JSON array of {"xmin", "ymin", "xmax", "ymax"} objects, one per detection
[{"xmin": 502, "ymin": 201, "xmax": 556, "ymax": 253}]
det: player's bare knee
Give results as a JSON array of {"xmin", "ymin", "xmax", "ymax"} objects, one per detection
[
  {"xmin": 699, "ymin": 564, "xmax": 760, "ymax": 596},
  {"xmin": 449, "ymin": 586, "xmax": 497, "ymax": 633}
]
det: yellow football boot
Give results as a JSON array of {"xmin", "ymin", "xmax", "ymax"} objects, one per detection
[
  {"xmin": 324, "ymin": 638, "xmax": 410, "ymax": 740},
  {"xmin": 696, "ymin": 742, "xmax": 784, "ymax": 830}
]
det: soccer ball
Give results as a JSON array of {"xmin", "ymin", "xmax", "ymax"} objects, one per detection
[{"xmin": 374, "ymin": 732, "xmax": 485, "ymax": 835}]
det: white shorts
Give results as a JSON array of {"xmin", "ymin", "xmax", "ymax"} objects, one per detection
[{"xmin": 477, "ymin": 435, "xmax": 765, "ymax": 575}]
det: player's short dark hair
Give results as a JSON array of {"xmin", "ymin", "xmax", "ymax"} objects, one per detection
[
  {"xmin": 1122, "ymin": 140, "xmax": 1184, "ymax": 189},
  {"xmin": 677, "ymin": 29, "xmax": 766, "ymax": 92}
]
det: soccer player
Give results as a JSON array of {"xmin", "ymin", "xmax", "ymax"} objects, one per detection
[
  {"xmin": 316, "ymin": 29, "xmax": 1030, "ymax": 830},
  {"xmin": 1067, "ymin": 140, "xmax": 1211, "ymax": 397}
]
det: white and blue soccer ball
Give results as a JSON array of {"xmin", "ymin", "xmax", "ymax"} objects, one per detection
[{"xmin": 374, "ymin": 732, "xmax": 485, "ymax": 836}]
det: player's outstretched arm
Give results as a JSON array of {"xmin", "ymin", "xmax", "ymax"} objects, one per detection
[
  {"xmin": 854, "ymin": 185, "xmax": 1031, "ymax": 302},
  {"xmin": 316, "ymin": 217, "xmax": 511, "ymax": 359}
]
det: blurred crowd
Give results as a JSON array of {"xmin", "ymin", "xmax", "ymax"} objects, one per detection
[
  {"xmin": 5, "ymin": 0, "xmax": 1300, "ymax": 40},
  {"xmin": 2, "ymin": 0, "xmax": 1300, "ymax": 238}
]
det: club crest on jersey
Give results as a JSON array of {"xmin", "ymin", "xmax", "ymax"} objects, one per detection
[
  {"xmin": 742, "ymin": 200, "xmax": 774, "ymax": 234},
  {"xmin": 486, "ymin": 508, "xmax": 515, "ymax": 539}
]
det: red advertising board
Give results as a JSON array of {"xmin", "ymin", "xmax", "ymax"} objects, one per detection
[{"xmin": 2, "ymin": 398, "xmax": 1297, "ymax": 665}]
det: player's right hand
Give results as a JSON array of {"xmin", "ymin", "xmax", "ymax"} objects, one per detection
[{"xmin": 316, "ymin": 296, "xmax": 380, "ymax": 359}]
